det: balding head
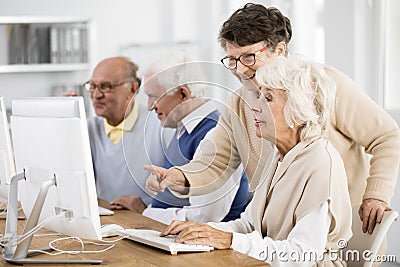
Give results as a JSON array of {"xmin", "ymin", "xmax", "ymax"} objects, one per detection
[
  {"xmin": 89, "ymin": 57, "xmax": 140, "ymax": 126},
  {"xmin": 94, "ymin": 57, "xmax": 141, "ymax": 86}
]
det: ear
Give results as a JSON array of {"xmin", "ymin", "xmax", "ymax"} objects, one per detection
[
  {"xmin": 129, "ymin": 81, "xmax": 139, "ymax": 97},
  {"xmin": 275, "ymin": 41, "xmax": 287, "ymax": 56},
  {"xmin": 180, "ymin": 86, "xmax": 191, "ymax": 101}
]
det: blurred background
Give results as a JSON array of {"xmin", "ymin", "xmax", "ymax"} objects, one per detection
[{"xmin": 0, "ymin": 0, "xmax": 399, "ymax": 264}]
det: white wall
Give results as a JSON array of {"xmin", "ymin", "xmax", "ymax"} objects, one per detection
[
  {"xmin": 385, "ymin": 0, "xmax": 400, "ymax": 109},
  {"xmin": 1, "ymin": 0, "xmax": 396, "ymax": 100},
  {"xmin": 383, "ymin": 0, "xmax": 400, "ymax": 260},
  {"xmin": 0, "ymin": 0, "xmax": 331, "ymax": 104}
]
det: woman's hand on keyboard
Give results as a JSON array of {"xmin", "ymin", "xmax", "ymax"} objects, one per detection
[
  {"xmin": 160, "ymin": 220, "xmax": 196, "ymax": 236},
  {"xmin": 161, "ymin": 220, "xmax": 233, "ymax": 250}
]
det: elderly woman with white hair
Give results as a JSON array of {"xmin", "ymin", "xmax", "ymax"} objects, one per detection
[{"xmin": 159, "ymin": 55, "xmax": 352, "ymax": 266}]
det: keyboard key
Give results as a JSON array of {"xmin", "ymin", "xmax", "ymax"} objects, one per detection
[{"xmin": 119, "ymin": 229, "xmax": 214, "ymax": 255}]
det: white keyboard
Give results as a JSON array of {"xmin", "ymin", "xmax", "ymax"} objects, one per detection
[
  {"xmin": 118, "ymin": 229, "xmax": 214, "ymax": 255},
  {"xmin": 98, "ymin": 206, "xmax": 114, "ymax": 216}
]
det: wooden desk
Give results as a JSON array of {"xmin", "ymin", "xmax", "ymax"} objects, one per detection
[{"xmin": 0, "ymin": 202, "xmax": 268, "ymax": 266}]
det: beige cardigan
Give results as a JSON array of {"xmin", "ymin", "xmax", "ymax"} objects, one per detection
[
  {"xmin": 210, "ymin": 138, "xmax": 352, "ymax": 266},
  {"xmin": 176, "ymin": 65, "xmax": 400, "ymax": 206},
  {"xmin": 259, "ymin": 139, "xmax": 351, "ymax": 266}
]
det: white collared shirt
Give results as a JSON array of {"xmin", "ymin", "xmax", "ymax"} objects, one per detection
[
  {"xmin": 175, "ymin": 100, "xmax": 218, "ymax": 139},
  {"xmin": 209, "ymin": 202, "xmax": 330, "ymax": 266}
]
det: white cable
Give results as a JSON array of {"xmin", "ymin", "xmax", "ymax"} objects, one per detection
[
  {"xmin": 0, "ymin": 207, "xmax": 22, "ymax": 216},
  {"xmin": 0, "ymin": 202, "xmax": 7, "ymax": 216},
  {"xmin": 29, "ymin": 236, "xmax": 115, "ymax": 256},
  {"xmin": 0, "ymin": 215, "xmax": 52, "ymax": 248},
  {"xmin": 0, "ymin": 214, "xmax": 65, "ymax": 248},
  {"xmin": 0, "ymin": 202, "xmax": 7, "ymax": 210},
  {"xmin": 1, "ymin": 211, "xmax": 121, "ymax": 255},
  {"xmin": 0, "ymin": 234, "xmax": 11, "ymax": 247},
  {"xmin": 33, "ymin": 233, "xmax": 62, "ymax": 237},
  {"xmin": 96, "ymin": 236, "xmax": 128, "ymax": 243},
  {"xmin": 15, "ymin": 214, "xmax": 64, "ymax": 245}
]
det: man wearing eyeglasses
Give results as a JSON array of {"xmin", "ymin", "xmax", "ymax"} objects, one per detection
[
  {"xmin": 67, "ymin": 57, "xmax": 166, "ymax": 212},
  {"xmin": 146, "ymin": 3, "xmax": 400, "ymax": 237}
]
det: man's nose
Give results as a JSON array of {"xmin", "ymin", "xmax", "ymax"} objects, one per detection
[
  {"xmin": 147, "ymin": 98, "xmax": 156, "ymax": 111},
  {"xmin": 91, "ymin": 87, "xmax": 104, "ymax": 98}
]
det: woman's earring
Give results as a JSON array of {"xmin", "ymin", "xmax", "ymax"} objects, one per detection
[{"xmin": 289, "ymin": 124, "xmax": 294, "ymax": 129}]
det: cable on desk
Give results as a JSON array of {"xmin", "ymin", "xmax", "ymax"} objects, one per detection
[
  {"xmin": 0, "ymin": 213, "xmax": 64, "ymax": 248},
  {"xmin": 99, "ymin": 235, "xmax": 127, "ymax": 243},
  {"xmin": 0, "ymin": 205, "xmax": 22, "ymax": 216},
  {"xmin": 0, "ymin": 210, "xmax": 125, "ymax": 256},
  {"xmin": 29, "ymin": 236, "xmax": 116, "ymax": 256}
]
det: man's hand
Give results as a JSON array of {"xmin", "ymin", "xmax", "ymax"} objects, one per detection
[
  {"xmin": 144, "ymin": 165, "xmax": 189, "ymax": 195},
  {"xmin": 359, "ymin": 198, "xmax": 391, "ymax": 234},
  {"xmin": 60, "ymin": 90, "xmax": 78, "ymax": 97},
  {"xmin": 160, "ymin": 220, "xmax": 232, "ymax": 250},
  {"xmin": 109, "ymin": 195, "xmax": 146, "ymax": 213}
]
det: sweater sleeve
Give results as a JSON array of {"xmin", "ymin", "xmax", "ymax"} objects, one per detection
[
  {"xmin": 173, "ymin": 93, "xmax": 243, "ymax": 196},
  {"xmin": 142, "ymin": 165, "xmax": 243, "ymax": 224},
  {"xmin": 330, "ymin": 67, "xmax": 400, "ymax": 203},
  {"xmin": 207, "ymin": 193, "xmax": 255, "ymax": 234},
  {"xmin": 210, "ymin": 202, "xmax": 331, "ymax": 266}
]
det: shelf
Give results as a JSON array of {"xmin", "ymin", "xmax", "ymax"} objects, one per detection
[
  {"xmin": 0, "ymin": 63, "xmax": 89, "ymax": 73},
  {"xmin": 0, "ymin": 16, "xmax": 89, "ymax": 24}
]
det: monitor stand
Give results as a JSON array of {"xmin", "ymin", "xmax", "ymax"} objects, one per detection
[{"xmin": 3, "ymin": 171, "xmax": 102, "ymax": 265}]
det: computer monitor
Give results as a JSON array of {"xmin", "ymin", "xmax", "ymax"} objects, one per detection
[
  {"xmin": 4, "ymin": 97, "xmax": 102, "ymax": 264},
  {"xmin": 0, "ymin": 96, "xmax": 16, "ymax": 202}
]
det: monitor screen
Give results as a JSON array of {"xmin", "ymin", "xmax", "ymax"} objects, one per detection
[
  {"xmin": 10, "ymin": 97, "xmax": 101, "ymax": 240},
  {"xmin": 0, "ymin": 96, "xmax": 16, "ymax": 202}
]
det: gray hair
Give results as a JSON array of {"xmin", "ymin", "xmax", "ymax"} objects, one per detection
[
  {"xmin": 256, "ymin": 55, "xmax": 336, "ymax": 142},
  {"xmin": 144, "ymin": 51, "xmax": 206, "ymax": 98},
  {"xmin": 124, "ymin": 57, "xmax": 141, "ymax": 87}
]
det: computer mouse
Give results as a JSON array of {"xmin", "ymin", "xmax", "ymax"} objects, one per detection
[{"xmin": 101, "ymin": 224, "xmax": 124, "ymax": 238}]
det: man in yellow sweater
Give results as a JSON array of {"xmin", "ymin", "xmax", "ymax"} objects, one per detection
[{"xmin": 145, "ymin": 3, "xmax": 400, "ymax": 234}]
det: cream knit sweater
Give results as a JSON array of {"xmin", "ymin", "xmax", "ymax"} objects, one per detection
[{"xmin": 176, "ymin": 65, "xmax": 400, "ymax": 206}]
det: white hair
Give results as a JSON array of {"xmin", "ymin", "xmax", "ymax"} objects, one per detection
[
  {"xmin": 144, "ymin": 50, "xmax": 206, "ymax": 98},
  {"xmin": 256, "ymin": 55, "xmax": 336, "ymax": 142}
]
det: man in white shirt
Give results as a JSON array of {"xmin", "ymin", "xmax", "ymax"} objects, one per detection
[{"xmin": 111, "ymin": 52, "xmax": 249, "ymax": 224}]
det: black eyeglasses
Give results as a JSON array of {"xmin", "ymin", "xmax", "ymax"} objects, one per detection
[
  {"xmin": 83, "ymin": 80, "xmax": 129, "ymax": 94},
  {"xmin": 220, "ymin": 45, "xmax": 270, "ymax": 69}
]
